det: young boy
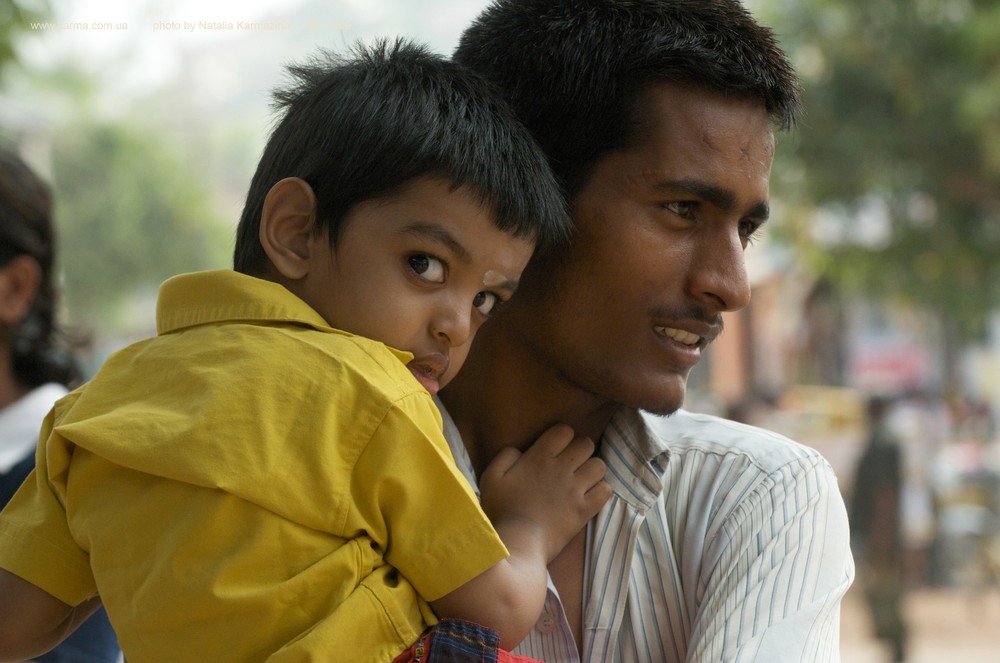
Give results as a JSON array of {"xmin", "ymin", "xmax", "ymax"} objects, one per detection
[{"xmin": 0, "ymin": 40, "xmax": 610, "ymax": 662}]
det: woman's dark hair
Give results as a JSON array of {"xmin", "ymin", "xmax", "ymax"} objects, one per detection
[{"xmin": 0, "ymin": 147, "xmax": 81, "ymax": 388}]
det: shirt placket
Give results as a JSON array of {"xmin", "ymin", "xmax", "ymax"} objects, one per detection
[{"xmin": 580, "ymin": 413, "xmax": 668, "ymax": 662}]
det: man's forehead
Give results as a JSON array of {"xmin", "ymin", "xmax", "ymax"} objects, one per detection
[{"xmin": 629, "ymin": 81, "xmax": 774, "ymax": 143}]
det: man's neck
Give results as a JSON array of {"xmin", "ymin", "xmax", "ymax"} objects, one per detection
[{"xmin": 441, "ymin": 321, "xmax": 619, "ymax": 477}]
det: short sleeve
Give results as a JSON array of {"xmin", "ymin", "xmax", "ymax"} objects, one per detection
[
  {"xmin": 0, "ymin": 406, "xmax": 97, "ymax": 606},
  {"xmin": 349, "ymin": 392, "xmax": 508, "ymax": 602}
]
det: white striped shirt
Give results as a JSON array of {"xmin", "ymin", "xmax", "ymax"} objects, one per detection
[{"xmin": 438, "ymin": 405, "xmax": 855, "ymax": 663}]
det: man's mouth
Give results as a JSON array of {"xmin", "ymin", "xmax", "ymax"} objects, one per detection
[{"xmin": 654, "ymin": 326, "xmax": 702, "ymax": 346}]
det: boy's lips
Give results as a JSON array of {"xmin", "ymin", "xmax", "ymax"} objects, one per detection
[{"xmin": 407, "ymin": 353, "xmax": 449, "ymax": 395}]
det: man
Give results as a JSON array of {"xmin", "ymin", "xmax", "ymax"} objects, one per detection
[
  {"xmin": 439, "ymin": 1, "xmax": 855, "ymax": 661},
  {"xmin": 850, "ymin": 396, "xmax": 907, "ymax": 663}
]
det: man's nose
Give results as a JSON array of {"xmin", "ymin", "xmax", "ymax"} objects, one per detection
[{"xmin": 691, "ymin": 231, "xmax": 751, "ymax": 312}]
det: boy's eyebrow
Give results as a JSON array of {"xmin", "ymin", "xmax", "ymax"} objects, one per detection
[
  {"xmin": 654, "ymin": 178, "xmax": 770, "ymax": 221},
  {"xmin": 401, "ymin": 223, "xmax": 471, "ymax": 262}
]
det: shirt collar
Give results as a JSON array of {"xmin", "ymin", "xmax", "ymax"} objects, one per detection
[
  {"xmin": 434, "ymin": 398, "xmax": 672, "ymax": 508},
  {"xmin": 156, "ymin": 270, "xmax": 332, "ymax": 336},
  {"xmin": 600, "ymin": 406, "xmax": 672, "ymax": 509}
]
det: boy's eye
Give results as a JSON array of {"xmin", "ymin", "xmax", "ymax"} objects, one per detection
[
  {"xmin": 408, "ymin": 254, "xmax": 445, "ymax": 283},
  {"xmin": 473, "ymin": 291, "xmax": 498, "ymax": 316}
]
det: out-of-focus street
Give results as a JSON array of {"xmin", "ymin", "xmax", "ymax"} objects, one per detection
[
  {"xmin": 842, "ymin": 584, "xmax": 1000, "ymax": 662},
  {"xmin": 745, "ymin": 387, "xmax": 1000, "ymax": 661}
]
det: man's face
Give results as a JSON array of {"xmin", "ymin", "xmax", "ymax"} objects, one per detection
[
  {"xmin": 507, "ymin": 82, "xmax": 774, "ymax": 414},
  {"xmin": 299, "ymin": 176, "xmax": 534, "ymax": 395}
]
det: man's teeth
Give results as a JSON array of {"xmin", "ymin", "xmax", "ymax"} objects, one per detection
[{"xmin": 656, "ymin": 326, "xmax": 700, "ymax": 346}]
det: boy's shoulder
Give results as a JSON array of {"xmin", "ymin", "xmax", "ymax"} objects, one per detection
[
  {"xmin": 152, "ymin": 270, "xmax": 423, "ymax": 401},
  {"xmin": 326, "ymin": 333, "xmax": 424, "ymax": 400}
]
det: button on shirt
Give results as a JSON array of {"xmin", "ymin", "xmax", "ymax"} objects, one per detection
[
  {"xmin": 536, "ymin": 613, "xmax": 557, "ymax": 635},
  {"xmin": 438, "ymin": 403, "xmax": 855, "ymax": 663}
]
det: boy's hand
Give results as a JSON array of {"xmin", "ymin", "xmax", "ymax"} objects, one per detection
[{"xmin": 479, "ymin": 424, "xmax": 611, "ymax": 562}]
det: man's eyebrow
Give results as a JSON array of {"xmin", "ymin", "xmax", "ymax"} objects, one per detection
[
  {"xmin": 654, "ymin": 178, "xmax": 770, "ymax": 221},
  {"xmin": 400, "ymin": 223, "xmax": 471, "ymax": 262}
]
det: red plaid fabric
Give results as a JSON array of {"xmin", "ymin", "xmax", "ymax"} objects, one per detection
[{"xmin": 392, "ymin": 619, "xmax": 543, "ymax": 663}]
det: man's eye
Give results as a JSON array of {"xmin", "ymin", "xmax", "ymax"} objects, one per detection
[
  {"xmin": 739, "ymin": 220, "xmax": 764, "ymax": 245},
  {"xmin": 408, "ymin": 254, "xmax": 445, "ymax": 283},
  {"xmin": 664, "ymin": 201, "xmax": 696, "ymax": 219},
  {"xmin": 473, "ymin": 291, "xmax": 498, "ymax": 316}
]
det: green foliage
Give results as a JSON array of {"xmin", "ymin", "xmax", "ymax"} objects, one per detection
[
  {"xmin": 51, "ymin": 120, "xmax": 232, "ymax": 332},
  {"xmin": 1, "ymin": 2, "xmax": 245, "ymax": 345},
  {"xmin": 0, "ymin": 0, "xmax": 50, "ymax": 80},
  {"xmin": 770, "ymin": 0, "xmax": 1000, "ymax": 339}
]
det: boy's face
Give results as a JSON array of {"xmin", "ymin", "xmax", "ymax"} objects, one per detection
[{"xmin": 300, "ymin": 176, "xmax": 534, "ymax": 395}]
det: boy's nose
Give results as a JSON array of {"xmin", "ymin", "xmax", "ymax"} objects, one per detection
[{"xmin": 431, "ymin": 306, "xmax": 472, "ymax": 348}]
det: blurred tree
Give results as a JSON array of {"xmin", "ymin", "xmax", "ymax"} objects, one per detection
[
  {"xmin": 51, "ymin": 120, "xmax": 231, "ymax": 334},
  {"xmin": 0, "ymin": 0, "xmax": 50, "ymax": 80},
  {"xmin": 766, "ymin": 0, "xmax": 1000, "ymax": 352}
]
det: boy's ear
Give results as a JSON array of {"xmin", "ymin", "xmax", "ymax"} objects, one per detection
[{"xmin": 259, "ymin": 177, "xmax": 319, "ymax": 280}]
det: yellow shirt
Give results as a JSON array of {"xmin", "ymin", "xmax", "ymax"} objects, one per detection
[{"xmin": 0, "ymin": 270, "xmax": 507, "ymax": 663}]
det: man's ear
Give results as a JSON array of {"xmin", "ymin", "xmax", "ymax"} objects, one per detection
[
  {"xmin": 0, "ymin": 255, "xmax": 42, "ymax": 329},
  {"xmin": 259, "ymin": 177, "xmax": 320, "ymax": 280}
]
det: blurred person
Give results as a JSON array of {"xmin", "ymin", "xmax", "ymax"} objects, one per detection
[
  {"xmin": 888, "ymin": 390, "xmax": 949, "ymax": 586},
  {"xmin": 0, "ymin": 41, "xmax": 607, "ymax": 662},
  {"xmin": 929, "ymin": 397, "xmax": 1000, "ymax": 592},
  {"xmin": 0, "ymin": 146, "xmax": 121, "ymax": 661},
  {"xmin": 850, "ymin": 395, "xmax": 908, "ymax": 662},
  {"xmin": 440, "ymin": 0, "xmax": 855, "ymax": 660}
]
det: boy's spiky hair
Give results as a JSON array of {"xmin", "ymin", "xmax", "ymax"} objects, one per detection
[{"xmin": 234, "ymin": 38, "xmax": 570, "ymax": 274}]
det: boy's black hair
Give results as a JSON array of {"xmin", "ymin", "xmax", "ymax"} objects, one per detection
[
  {"xmin": 454, "ymin": 0, "xmax": 801, "ymax": 198},
  {"xmin": 0, "ymin": 147, "xmax": 81, "ymax": 389},
  {"xmin": 234, "ymin": 38, "xmax": 569, "ymax": 274}
]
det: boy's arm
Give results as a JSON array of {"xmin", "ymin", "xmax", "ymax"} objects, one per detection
[
  {"xmin": 430, "ymin": 425, "xmax": 611, "ymax": 650},
  {"xmin": 0, "ymin": 568, "xmax": 101, "ymax": 662}
]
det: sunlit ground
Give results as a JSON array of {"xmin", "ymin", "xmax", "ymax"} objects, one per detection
[{"xmin": 841, "ymin": 584, "xmax": 1000, "ymax": 662}]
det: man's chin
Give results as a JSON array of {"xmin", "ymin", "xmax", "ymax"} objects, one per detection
[
  {"xmin": 641, "ymin": 402, "xmax": 683, "ymax": 417},
  {"xmin": 631, "ymin": 381, "xmax": 686, "ymax": 416}
]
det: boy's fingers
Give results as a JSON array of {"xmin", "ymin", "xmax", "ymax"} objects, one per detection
[
  {"xmin": 558, "ymin": 436, "xmax": 597, "ymax": 468},
  {"xmin": 524, "ymin": 423, "xmax": 575, "ymax": 457},
  {"xmin": 575, "ymin": 456, "xmax": 607, "ymax": 485},
  {"xmin": 481, "ymin": 446, "xmax": 522, "ymax": 480},
  {"xmin": 584, "ymin": 480, "xmax": 613, "ymax": 510}
]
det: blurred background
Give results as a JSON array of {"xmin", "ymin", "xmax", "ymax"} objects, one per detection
[{"xmin": 1, "ymin": 0, "xmax": 998, "ymax": 660}]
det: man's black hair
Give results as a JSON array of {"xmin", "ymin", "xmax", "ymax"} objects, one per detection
[
  {"xmin": 454, "ymin": 0, "xmax": 801, "ymax": 198},
  {"xmin": 234, "ymin": 38, "xmax": 569, "ymax": 274}
]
